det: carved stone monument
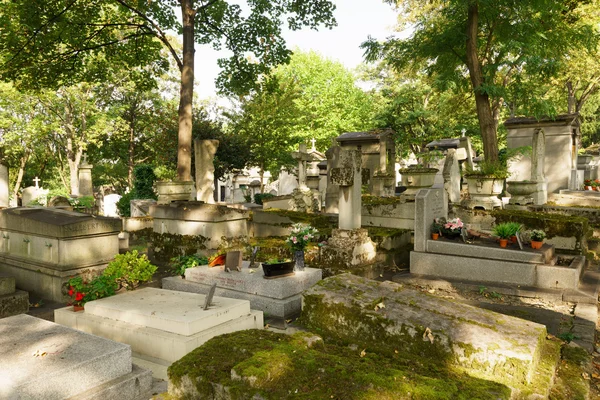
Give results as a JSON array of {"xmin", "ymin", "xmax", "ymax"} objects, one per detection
[
  {"xmin": 195, "ymin": 139, "xmax": 220, "ymax": 204},
  {"xmin": 78, "ymin": 154, "xmax": 94, "ymax": 197}
]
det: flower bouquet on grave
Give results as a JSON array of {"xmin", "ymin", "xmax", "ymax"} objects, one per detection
[
  {"xmin": 286, "ymin": 223, "xmax": 318, "ymax": 271},
  {"xmin": 584, "ymin": 179, "xmax": 593, "ymax": 191},
  {"xmin": 594, "ymin": 179, "xmax": 600, "ymax": 191},
  {"xmin": 440, "ymin": 217, "xmax": 463, "ymax": 239}
]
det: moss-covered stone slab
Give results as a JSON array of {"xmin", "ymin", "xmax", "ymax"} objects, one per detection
[
  {"xmin": 168, "ymin": 330, "xmax": 511, "ymax": 399},
  {"xmin": 300, "ymin": 274, "xmax": 550, "ymax": 393}
]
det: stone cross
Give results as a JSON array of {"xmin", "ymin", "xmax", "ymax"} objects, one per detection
[
  {"xmin": 33, "ymin": 177, "xmax": 41, "ymax": 189},
  {"xmin": 310, "ymin": 138, "xmax": 317, "ymax": 151},
  {"xmin": 330, "ymin": 149, "xmax": 362, "ymax": 230},
  {"xmin": 292, "ymin": 143, "xmax": 312, "ymax": 189},
  {"xmin": 81, "ymin": 154, "xmax": 88, "ymax": 166}
]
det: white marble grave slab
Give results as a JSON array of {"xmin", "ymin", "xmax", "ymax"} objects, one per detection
[{"xmin": 83, "ymin": 287, "xmax": 251, "ymax": 336}]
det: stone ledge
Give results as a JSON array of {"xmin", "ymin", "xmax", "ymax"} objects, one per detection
[{"xmin": 0, "ymin": 289, "xmax": 28, "ymax": 318}]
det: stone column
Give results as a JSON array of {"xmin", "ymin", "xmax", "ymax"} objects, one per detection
[
  {"xmin": 331, "ymin": 149, "xmax": 362, "ymax": 230},
  {"xmin": 78, "ymin": 156, "xmax": 93, "ymax": 196},
  {"xmin": 194, "ymin": 139, "xmax": 219, "ymax": 203},
  {"xmin": 459, "ymin": 136, "xmax": 474, "ymax": 170},
  {"xmin": 531, "ymin": 128, "xmax": 548, "ymax": 204},
  {"xmin": 443, "ymin": 149, "xmax": 461, "ymax": 204},
  {"xmin": 0, "ymin": 164, "xmax": 8, "ymax": 208},
  {"xmin": 292, "ymin": 143, "xmax": 311, "ymax": 189}
]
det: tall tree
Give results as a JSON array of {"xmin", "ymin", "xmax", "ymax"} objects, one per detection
[
  {"xmin": 1, "ymin": 1, "xmax": 336, "ymax": 182},
  {"xmin": 363, "ymin": 0, "xmax": 598, "ymax": 162}
]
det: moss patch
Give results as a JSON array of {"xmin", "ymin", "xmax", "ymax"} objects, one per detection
[
  {"xmin": 150, "ymin": 232, "xmax": 208, "ymax": 263},
  {"xmin": 492, "ymin": 209, "xmax": 588, "ymax": 241},
  {"xmin": 168, "ymin": 330, "xmax": 511, "ymax": 400},
  {"xmin": 549, "ymin": 345, "xmax": 592, "ymax": 400}
]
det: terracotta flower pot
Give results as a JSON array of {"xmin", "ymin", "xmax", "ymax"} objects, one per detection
[
  {"xmin": 510, "ymin": 236, "xmax": 518, "ymax": 243},
  {"xmin": 531, "ymin": 240, "xmax": 543, "ymax": 249},
  {"xmin": 73, "ymin": 305, "xmax": 84, "ymax": 312},
  {"xmin": 499, "ymin": 239, "xmax": 508, "ymax": 248},
  {"xmin": 432, "ymin": 233, "xmax": 439, "ymax": 240},
  {"xmin": 585, "ymin": 186, "xmax": 593, "ymax": 191}
]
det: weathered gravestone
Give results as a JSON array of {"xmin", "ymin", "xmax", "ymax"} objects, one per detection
[
  {"xmin": 301, "ymin": 274, "xmax": 557, "ymax": 396},
  {"xmin": 78, "ymin": 154, "xmax": 94, "ymax": 197},
  {"xmin": 0, "ymin": 207, "xmax": 121, "ymax": 302}
]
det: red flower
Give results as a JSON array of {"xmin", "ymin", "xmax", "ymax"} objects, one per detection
[
  {"xmin": 68, "ymin": 289, "xmax": 74, "ymax": 296},
  {"xmin": 75, "ymin": 292, "xmax": 84, "ymax": 301}
]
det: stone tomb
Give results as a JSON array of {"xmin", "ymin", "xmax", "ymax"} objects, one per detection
[
  {"xmin": 163, "ymin": 263, "xmax": 322, "ymax": 321},
  {"xmin": 55, "ymin": 287, "xmax": 263, "ymax": 380},
  {"xmin": 0, "ymin": 207, "xmax": 121, "ymax": 302},
  {"xmin": 0, "ymin": 272, "xmax": 28, "ymax": 318},
  {"xmin": 0, "ymin": 314, "xmax": 152, "ymax": 400},
  {"xmin": 410, "ymin": 189, "xmax": 588, "ymax": 294},
  {"xmin": 150, "ymin": 201, "xmax": 248, "ymax": 251}
]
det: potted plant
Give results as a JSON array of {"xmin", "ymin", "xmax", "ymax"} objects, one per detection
[
  {"xmin": 170, "ymin": 254, "xmax": 209, "ymax": 278},
  {"xmin": 286, "ymin": 223, "xmax": 318, "ymax": 271},
  {"xmin": 505, "ymin": 222, "xmax": 523, "ymax": 243},
  {"xmin": 530, "ymin": 230, "xmax": 546, "ymax": 249},
  {"xmin": 584, "ymin": 179, "xmax": 593, "ymax": 191},
  {"xmin": 440, "ymin": 217, "xmax": 463, "ymax": 239},
  {"xmin": 431, "ymin": 218, "xmax": 444, "ymax": 240},
  {"xmin": 262, "ymin": 257, "xmax": 295, "ymax": 278},
  {"xmin": 493, "ymin": 223, "xmax": 513, "ymax": 248},
  {"xmin": 66, "ymin": 275, "xmax": 118, "ymax": 311}
]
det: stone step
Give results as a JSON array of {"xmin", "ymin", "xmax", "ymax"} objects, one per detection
[
  {"xmin": 55, "ymin": 303, "xmax": 264, "ymax": 364},
  {"xmin": 69, "ymin": 364, "xmax": 153, "ymax": 400},
  {"xmin": 0, "ymin": 272, "xmax": 16, "ymax": 295},
  {"xmin": 84, "ymin": 287, "xmax": 251, "ymax": 336},
  {"xmin": 132, "ymin": 352, "xmax": 171, "ymax": 381},
  {"xmin": 0, "ymin": 314, "xmax": 133, "ymax": 400},
  {"xmin": 563, "ymin": 270, "xmax": 600, "ymax": 304},
  {"xmin": 0, "ymin": 289, "xmax": 29, "ymax": 318}
]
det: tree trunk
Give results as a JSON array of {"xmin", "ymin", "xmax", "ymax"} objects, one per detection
[
  {"xmin": 566, "ymin": 80, "xmax": 576, "ymax": 114},
  {"xmin": 12, "ymin": 150, "xmax": 29, "ymax": 202},
  {"xmin": 64, "ymin": 103, "xmax": 81, "ymax": 196},
  {"xmin": 128, "ymin": 108, "xmax": 136, "ymax": 188},
  {"xmin": 177, "ymin": 0, "xmax": 195, "ymax": 182},
  {"xmin": 465, "ymin": 1, "xmax": 499, "ymax": 163}
]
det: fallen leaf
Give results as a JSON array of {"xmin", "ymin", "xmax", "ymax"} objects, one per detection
[
  {"xmin": 360, "ymin": 349, "xmax": 366, "ymax": 358},
  {"xmin": 423, "ymin": 327, "xmax": 435, "ymax": 344},
  {"xmin": 286, "ymin": 319, "xmax": 292, "ymax": 323},
  {"xmin": 592, "ymin": 373, "xmax": 600, "ymax": 379},
  {"xmin": 394, "ymin": 349, "xmax": 398, "ymax": 354},
  {"xmin": 428, "ymin": 289, "xmax": 435, "ymax": 294},
  {"xmin": 374, "ymin": 302, "xmax": 385, "ymax": 311},
  {"xmin": 582, "ymin": 372, "xmax": 590, "ymax": 380},
  {"xmin": 248, "ymin": 269, "xmax": 255, "ymax": 274},
  {"xmin": 264, "ymin": 324, "xmax": 270, "ymax": 329}
]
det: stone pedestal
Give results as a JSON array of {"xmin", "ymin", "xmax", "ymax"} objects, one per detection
[
  {"xmin": 462, "ymin": 177, "xmax": 503, "ymax": 210},
  {"xmin": 194, "ymin": 139, "xmax": 219, "ymax": 203},
  {"xmin": 55, "ymin": 288, "xmax": 263, "ymax": 380},
  {"xmin": 156, "ymin": 181, "xmax": 196, "ymax": 204},
  {"xmin": 0, "ymin": 273, "xmax": 28, "ymax": 318},
  {"xmin": 323, "ymin": 228, "xmax": 376, "ymax": 267}
]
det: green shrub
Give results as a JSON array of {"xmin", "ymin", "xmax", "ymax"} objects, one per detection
[
  {"xmin": 133, "ymin": 164, "xmax": 157, "ymax": 199},
  {"xmin": 103, "ymin": 250, "xmax": 157, "ymax": 290},
  {"xmin": 153, "ymin": 165, "xmax": 177, "ymax": 181},
  {"xmin": 83, "ymin": 274, "xmax": 118, "ymax": 302},
  {"xmin": 170, "ymin": 254, "xmax": 209, "ymax": 277},
  {"xmin": 254, "ymin": 193, "xmax": 275, "ymax": 205},
  {"xmin": 116, "ymin": 191, "xmax": 134, "ymax": 217},
  {"xmin": 70, "ymin": 195, "xmax": 95, "ymax": 209}
]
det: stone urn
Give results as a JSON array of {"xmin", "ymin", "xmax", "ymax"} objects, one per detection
[
  {"xmin": 506, "ymin": 181, "xmax": 538, "ymax": 205},
  {"xmin": 398, "ymin": 167, "xmax": 439, "ymax": 195},
  {"xmin": 463, "ymin": 176, "xmax": 504, "ymax": 210},
  {"xmin": 155, "ymin": 181, "xmax": 196, "ymax": 204}
]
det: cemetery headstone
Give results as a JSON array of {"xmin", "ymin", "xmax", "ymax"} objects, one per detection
[
  {"xmin": 443, "ymin": 148, "xmax": 461, "ymax": 204},
  {"xmin": 224, "ymin": 250, "xmax": 243, "ymax": 272},
  {"xmin": 203, "ymin": 283, "xmax": 217, "ymax": 310},
  {"xmin": 195, "ymin": 139, "xmax": 220, "ymax": 204},
  {"xmin": 292, "ymin": 143, "xmax": 312, "ymax": 189},
  {"xmin": 330, "ymin": 149, "xmax": 362, "ymax": 230}
]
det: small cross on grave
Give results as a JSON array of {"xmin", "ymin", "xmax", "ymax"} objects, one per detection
[
  {"xmin": 203, "ymin": 283, "xmax": 217, "ymax": 310},
  {"xmin": 310, "ymin": 138, "xmax": 317, "ymax": 151},
  {"xmin": 81, "ymin": 154, "xmax": 88, "ymax": 166},
  {"xmin": 32, "ymin": 177, "xmax": 41, "ymax": 189}
]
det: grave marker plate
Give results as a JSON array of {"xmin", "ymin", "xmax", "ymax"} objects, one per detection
[
  {"xmin": 225, "ymin": 251, "xmax": 243, "ymax": 272},
  {"xmin": 516, "ymin": 232, "xmax": 524, "ymax": 250},
  {"xmin": 249, "ymin": 247, "xmax": 259, "ymax": 269},
  {"xmin": 203, "ymin": 283, "xmax": 217, "ymax": 310}
]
